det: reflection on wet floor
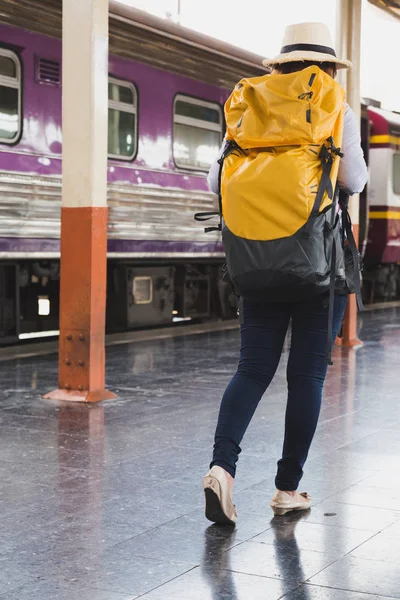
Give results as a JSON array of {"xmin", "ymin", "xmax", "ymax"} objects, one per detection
[{"xmin": 0, "ymin": 308, "xmax": 400, "ymax": 598}]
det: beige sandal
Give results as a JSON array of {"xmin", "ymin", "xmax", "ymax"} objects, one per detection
[
  {"xmin": 270, "ymin": 489, "xmax": 311, "ymax": 516},
  {"xmin": 203, "ymin": 466, "xmax": 237, "ymax": 525}
]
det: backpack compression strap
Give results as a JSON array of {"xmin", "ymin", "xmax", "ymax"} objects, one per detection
[{"xmin": 311, "ymin": 137, "xmax": 344, "ymax": 216}]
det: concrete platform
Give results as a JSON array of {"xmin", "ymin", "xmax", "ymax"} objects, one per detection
[{"xmin": 0, "ymin": 307, "xmax": 400, "ymax": 599}]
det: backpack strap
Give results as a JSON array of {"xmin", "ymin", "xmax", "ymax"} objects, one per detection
[
  {"xmin": 193, "ymin": 211, "xmax": 221, "ymax": 234},
  {"xmin": 194, "ymin": 140, "xmax": 244, "ymax": 233},
  {"xmin": 326, "ymin": 194, "xmax": 339, "ymax": 366},
  {"xmin": 194, "ymin": 159, "xmax": 223, "ymax": 232},
  {"xmin": 339, "ymin": 194, "xmax": 365, "ymax": 312},
  {"xmin": 326, "ymin": 192, "xmax": 364, "ymax": 365}
]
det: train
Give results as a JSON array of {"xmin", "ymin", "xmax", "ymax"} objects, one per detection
[
  {"xmin": 362, "ymin": 106, "xmax": 400, "ymax": 302},
  {"xmin": 0, "ymin": 0, "xmax": 399, "ymax": 344}
]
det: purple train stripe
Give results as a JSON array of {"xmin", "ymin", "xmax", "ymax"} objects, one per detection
[{"xmin": 0, "ymin": 238, "xmax": 223, "ymax": 255}]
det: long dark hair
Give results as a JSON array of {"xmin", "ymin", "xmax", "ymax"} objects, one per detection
[{"xmin": 274, "ymin": 61, "xmax": 337, "ymax": 78}]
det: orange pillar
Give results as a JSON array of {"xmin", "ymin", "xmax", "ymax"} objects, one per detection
[
  {"xmin": 336, "ymin": 0, "xmax": 363, "ymax": 349},
  {"xmin": 45, "ymin": 0, "xmax": 115, "ymax": 403}
]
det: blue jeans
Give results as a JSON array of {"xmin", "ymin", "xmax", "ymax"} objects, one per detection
[{"xmin": 211, "ymin": 294, "xmax": 347, "ymax": 490}]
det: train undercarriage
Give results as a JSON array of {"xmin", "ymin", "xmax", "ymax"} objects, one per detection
[
  {"xmin": 1, "ymin": 258, "xmax": 399, "ymax": 345},
  {"xmin": 0, "ymin": 260, "xmax": 238, "ymax": 344}
]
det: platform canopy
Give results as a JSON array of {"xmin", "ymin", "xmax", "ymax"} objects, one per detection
[
  {"xmin": 0, "ymin": 0, "xmax": 266, "ymax": 88},
  {"xmin": 368, "ymin": 0, "xmax": 400, "ymax": 19}
]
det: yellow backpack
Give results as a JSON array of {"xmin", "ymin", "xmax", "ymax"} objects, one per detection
[
  {"xmin": 223, "ymin": 66, "xmax": 345, "ymax": 241},
  {"xmin": 195, "ymin": 66, "xmax": 363, "ymax": 362}
]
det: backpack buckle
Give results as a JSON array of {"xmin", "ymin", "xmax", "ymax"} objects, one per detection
[{"xmin": 327, "ymin": 136, "xmax": 344, "ymax": 158}]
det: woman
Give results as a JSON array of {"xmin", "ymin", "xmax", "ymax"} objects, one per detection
[{"xmin": 203, "ymin": 22, "xmax": 368, "ymax": 524}]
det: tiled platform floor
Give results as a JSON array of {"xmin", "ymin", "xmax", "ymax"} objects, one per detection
[{"xmin": 0, "ymin": 307, "xmax": 400, "ymax": 599}]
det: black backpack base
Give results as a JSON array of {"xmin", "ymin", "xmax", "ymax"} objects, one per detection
[{"xmin": 222, "ymin": 208, "xmax": 345, "ymax": 304}]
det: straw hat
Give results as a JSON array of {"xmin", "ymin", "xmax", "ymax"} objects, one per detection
[{"xmin": 263, "ymin": 22, "xmax": 352, "ymax": 70}]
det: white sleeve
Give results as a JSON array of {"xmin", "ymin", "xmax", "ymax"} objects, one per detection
[
  {"xmin": 207, "ymin": 140, "xmax": 227, "ymax": 194},
  {"xmin": 338, "ymin": 104, "xmax": 368, "ymax": 195}
]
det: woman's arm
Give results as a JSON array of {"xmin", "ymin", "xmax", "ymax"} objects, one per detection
[
  {"xmin": 338, "ymin": 104, "xmax": 368, "ymax": 195},
  {"xmin": 207, "ymin": 140, "xmax": 228, "ymax": 194}
]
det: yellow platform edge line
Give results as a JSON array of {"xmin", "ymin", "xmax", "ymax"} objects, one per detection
[{"xmin": 369, "ymin": 211, "xmax": 400, "ymax": 219}]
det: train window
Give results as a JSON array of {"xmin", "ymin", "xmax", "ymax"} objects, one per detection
[
  {"xmin": 108, "ymin": 78, "xmax": 137, "ymax": 160},
  {"xmin": 0, "ymin": 50, "xmax": 21, "ymax": 144},
  {"xmin": 394, "ymin": 154, "xmax": 400, "ymax": 195},
  {"xmin": 173, "ymin": 95, "xmax": 223, "ymax": 171},
  {"xmin": 133, "ymin": 277, "xmax": 153, "ymax": 304}
]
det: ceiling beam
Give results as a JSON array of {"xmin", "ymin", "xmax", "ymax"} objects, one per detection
[{"xmin": 367, "ymin": 0, "xmax": 400, "ymax": 19}]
